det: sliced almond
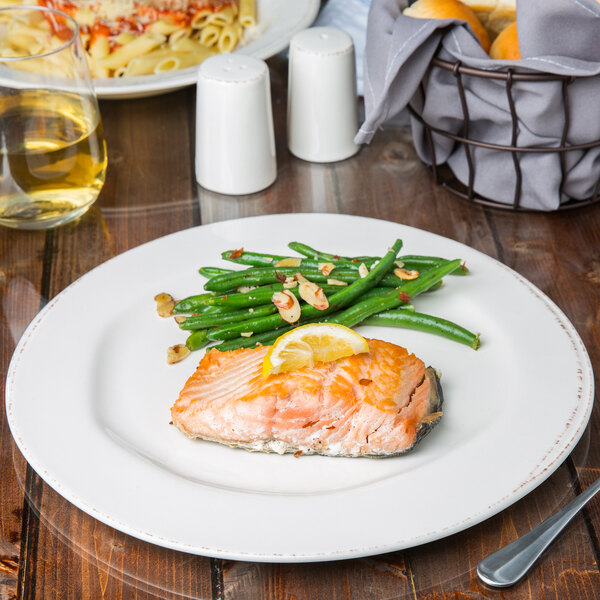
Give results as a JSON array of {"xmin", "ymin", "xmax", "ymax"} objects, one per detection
[
  {"xmin": 294, "ymin": 273, "xmax": 329, "ymax": 311},
  {"xmin": 174, "ymin": 316, "xmax": 186, "ymax": 324},
  {"xmin": 327, "ymin": 278, "xmax": 347, "ymax": 286},
  {"xmin": 155, "ymin": 292, "xmax": 175, "ymax": 317},
  {"xmin": 157, "ymin": 302, "xmax": 175, "ymax": 317},
  {"xmin": 394, "ymin": 268, "xmax": 420, "ymax": 280},
  {"xmin": 283, "ymin": 280, "xmax": 298, "ymax": 289},
  {"xmin": 227, "ymin": 248, "xmax": 244, "ymax": 259},
  {"xmin": 272, "ymin": 290, "xmax": 301, "ymax": 323},
  {"xmin": 154, "ymin": 292, "xmax": 172, "ymax": 303},
  {"xmin": 318, "ymin": 262, "xmax": 335, "ymax": 277},
  {"xmin": 263, "ymin": 256, "xmax": 274, "ymax": 263},
  {"xmin": 167, "ymin": 344, "xmax": 190, "ymax": 364},
  {"xmin": 358, "ymin": 263, "xmax": 369, "ymax": 279},
  {"xmin": 369, "ymin": 260, "xmax": 380, "ymax": 271},
  {"xmin": 274, "ymin": 257, "xmax": 302, "ymax": 268},
  {"xmin": 237, "ymin": 285, "xmax": 257, "ymax": 293},
  {"xmin": 395, "ymin": 260, "xmax": 405, "ymax": 269},
  {"xmin": 240, "ymin": 331, "xmax": 253, "ymax": 337}
]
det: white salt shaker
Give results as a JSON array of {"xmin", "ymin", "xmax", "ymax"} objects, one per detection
[
  {"xmin": 287, "ymin": 27, "xmax": 360, "ymax": 163},
  {"xmin": 196, "ymin": 55, "xmax": 276, "ymax": 195}
]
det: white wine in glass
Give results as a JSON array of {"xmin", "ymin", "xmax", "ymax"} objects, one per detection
[{"xmin": 0, "ymin": 5, "xmax": 107, "ymax": 230}]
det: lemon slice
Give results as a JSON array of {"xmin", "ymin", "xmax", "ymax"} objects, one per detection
[{"xmin": 262, "ymin": 323, "xmax": 369, "ymax": 378}]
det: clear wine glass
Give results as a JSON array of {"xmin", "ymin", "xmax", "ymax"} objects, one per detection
[{"xmin": 0, "ymin": 5, "xmax": 107, "ymax": 230}]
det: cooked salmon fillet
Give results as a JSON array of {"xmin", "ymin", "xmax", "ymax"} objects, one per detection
[{"xmin": 171, "ymin": 339, "xmax": 443, "ymax": 457}]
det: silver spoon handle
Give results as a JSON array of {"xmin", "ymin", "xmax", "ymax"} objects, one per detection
[{"xmin": 477, "ymin": 476, "xmax": 600, "ymax": 588}]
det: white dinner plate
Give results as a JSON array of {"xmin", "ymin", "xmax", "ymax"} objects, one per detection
[
  {"xmin": 93, "ymin": 0, "xmax": 320, "ymax": 99},
  {"xmin": 6, "ymin": 214, "xmax": 594, "ymax": 562}
]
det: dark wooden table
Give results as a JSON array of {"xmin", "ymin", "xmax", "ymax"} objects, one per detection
[{"xmin": 1, "ymin": 53, "xmax": 599, "ymax": 600}]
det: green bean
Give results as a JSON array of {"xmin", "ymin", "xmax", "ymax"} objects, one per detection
[
  {"xmin": 221, "ymin": 250, "xmax": 290, "ymax": 267},
  {"xmin": 288, "ymin": 243, "xmax": 468, "ymax": 275},
  {"xmin": 213, "ymin": 325, "xmax": 296, "ymax": 352},
  {"xmin": 202, "ymin": 283, "xmax": 345, "ymax": 309},
  {"xmin": 207, "ymin": 239, "xmax": 404, "ymax": 341},
  {"xmin": 204, "ymin": 283, "xmax": 283, "ymax": 307},
  {"xmin": 398, "ymin": 255, "xmax": 469, "ymax": 275},
  {"xmin": 222, "ymin": 254, "xmax": 368, "ymax": 271},
  {"xmin": 202, "ymin": 266, "xmax": 350, "ymax": 291},
  {"xmin": 287, "ymin": 241, "xmax": 378, "ymax": 263},
  {"xmin": 324, "ymin": 260, "xmax": 463, "ymax": 328},
  {"xmin": 173, "ymin": 299, "xmax": 238, "ymax": 315},
  {"xmin": 179, "ymin": 304, "xmax": 278, "ymax": 330},
  {"xmin": 213, "ymin": 303, "xmax": 412, "ymax": 353},
  {"xmin": 186, "ymin": 329, "xmax": 210, "ymax": 351},
  {"xmin": 361, "ymin": 310, "xmax": 480, "ymax": 349},
  {"xmin": 198, "ymin": 266, "xmax": 235, "ymax": 278},
  {"xmin": 174, "ymin": 294, "xmax": 212, "ymax": 313},
  {"xmin": 202, "ymin": 265, "xmax": 414, "ymax": 292}
]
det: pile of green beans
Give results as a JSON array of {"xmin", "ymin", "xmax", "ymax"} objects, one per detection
[{"xmin": 166, "ymin": 240, "xmax": 479, "ymax": 353}]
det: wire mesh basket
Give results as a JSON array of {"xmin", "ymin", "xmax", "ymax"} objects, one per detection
[{"xmin": 408, "ymin": 57, "xmax": 600, "ymax": 211}]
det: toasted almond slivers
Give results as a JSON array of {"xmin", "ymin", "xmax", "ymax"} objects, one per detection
[
  {"xmin": 155, "ymin": 292, "xmax": 175, "ymax": 317},
  {"xmin": 240, "ymin": 331, "xmax": 253, "ymax": 337},
  {"xmin": 394, "ymin": 268, "xmax": 420, "ymax": 280},
  {"xmin": 358, "ymin": 263, "xmax": 369, "ymax": 278},
  {"xmin": 318, "ymin": 262, "xmax": 335, "ymax": 277},
  {"xmin": 228, "ymin": 248, "xmax": 244, "ymax": 259},
  {"xmin": 154, "ymin": 292, "xmax": 172, "ymax": 303},
  {"xmin": 369, "ymin": 260, "xmax": 380, "ymax": 271},
  {"xmin": 395, "ymin": 260, "xmax": 405, "ymax": 269},
  {"xmin": 272, "ymin": 291, "xmax": 294, "ymax": 310},
  {"xmin": 264, "ymin": 256, "xmax": 274, "ymax": 263},
  {"xmin": 274, "ymin": 257, "xmax": 302, "ymax": 268},
  {"xmin": 283, "ymin": 280, "xmax": 298, "ymax": 289},
  {"xmin": 167, "ymin": 344, "xmax": 190, "ymax": 364},
  {"xmin": 327, "ymin": 278, "xmax": 347, "ymax": 286},
  {"xmin": 237, "ymin": 285, "xmax": 257, "ymax": 293},
  {"xmin": 157, "ymin": 300, "xmax": 175, "ymax": 318},
  {"xmin": 295, "ymin": 272, "xmax": 329, "ymax": 310},
  {"xmin": 174, "ymin": 316, "xmax": 186, "ymax": 324},
  {"xmin": 272, "ymin": 290, "xmax": 301, "ymax": 323}
]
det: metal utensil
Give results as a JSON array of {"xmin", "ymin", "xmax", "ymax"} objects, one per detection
[{"xmin": 477, "ymin": 476, "xmax": 600, "ymax": 587}]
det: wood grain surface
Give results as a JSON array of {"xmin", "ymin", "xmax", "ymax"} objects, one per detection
[{"xmin": 1, "ymin": 53, "xmax": 599, "ymax": 600}]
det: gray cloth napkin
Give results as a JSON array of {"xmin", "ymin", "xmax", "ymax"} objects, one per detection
[{"xmin": 356, "ymin": 0, "xmax": 600, "ymax": 210}]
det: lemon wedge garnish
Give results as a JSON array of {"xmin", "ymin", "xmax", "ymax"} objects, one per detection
[{"xmin": 262, "ymin": 323, "xmax": 369, "ymax": 378}]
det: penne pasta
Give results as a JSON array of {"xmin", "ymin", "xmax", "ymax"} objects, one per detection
[
  {"xmin": 147, "ymin": 18, "xmax": 183, "ymax": 36},
  {"xmin": 7, "ymin": 32, "xmax": 43, "ymax": 55},
  {"xmin": 198, "ymin": 24, "xmax": 221, "ymax": 47},
  {"xmin": 239, "ymin": 0, "xmax": 257, "ymax": 27},
  {"xmin": 154, "ymin": 48, "xmax": 215, "ymax": 73},
  {"xmin": 207, "ymin": 6, "xmax": 235, "ymax": 27},
  {"xmin": 6, "ymin": 0, "xmax": 257, "ymax": 79},
  {"xmin": 218, "ymin": 22, "xmax": 241, "ymax": 53},
  {"xmin": 123, "ymin": 48, "xmax": 178, "ymax": 76},
  {"xmin": 89, "ymin": 34, "xmax": 110, "ymax": 77},
  {"xmin": 97, "ymin": 32, "xmax": 166, "ymax": 70},
  {"xmin": 113, "ymin": 32, "xmax": 136, "ymax": 46},
  {"xmin": 73, "ymin": 8, "xmax": 94, "ymax": 27},
  {"xmin": 168, "ymin": 27, "xmax": 193, "ymax": 45},
  {"xmin": 171, "ymin": 36, "xmax": 211, "ymax": 53},
  {"xmin": 191, "ymin": 9, "xmax": 213, "ymax": 29}
]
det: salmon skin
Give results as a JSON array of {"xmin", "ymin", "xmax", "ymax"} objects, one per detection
[{"xmin": 171, "ymin": 339, "xmax": 443, "ymax": 458}]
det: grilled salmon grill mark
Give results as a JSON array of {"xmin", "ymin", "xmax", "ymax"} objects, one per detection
[{"xmin": 171, "ymin": 339, "xmax": 443, "ymax": 457}]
